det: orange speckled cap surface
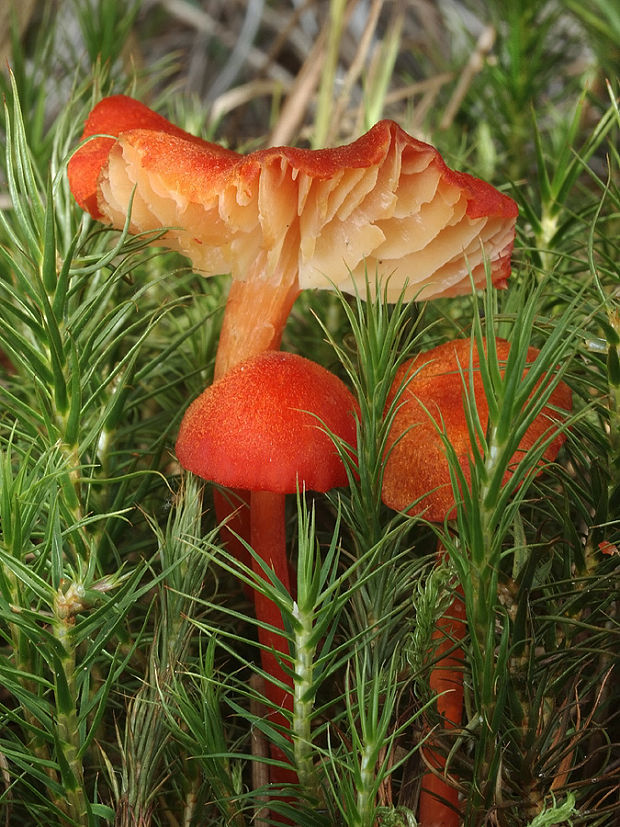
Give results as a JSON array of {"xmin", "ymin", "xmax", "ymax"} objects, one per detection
[
  {"xmin": 382, "ymin": 338, "xmax": 572, "ymax": 521},
  {"xmin": 175, "ymin": 351, "xmax": 358, "ymax": 493}
]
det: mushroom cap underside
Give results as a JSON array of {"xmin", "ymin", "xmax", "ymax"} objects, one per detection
[
  {"xmin": 382, "ymin": 337, "xmax": 572, "ymax": 521},
  {"xmin": 175, "ymin": 350, "xmax": 358, "ymax": 493},
  {"xmin": 68, "ymin": 95, "xmax": 518, "ymax": 301}
]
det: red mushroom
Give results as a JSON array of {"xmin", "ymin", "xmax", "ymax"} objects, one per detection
[
  {"xmin": 68, "ymin": 95, "xmax": 518, "ymax": 381},
  {"xmin": 175, "ymin": 350, "xmax": 358, "ymax": 787},
  {"xmin": 381, "ymin": 337, "xmax": 572, "ymax": 827}
]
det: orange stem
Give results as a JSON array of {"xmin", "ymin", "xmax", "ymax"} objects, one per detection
[
  {"xmin": 212, "ymin": 488, "xmax": 253, "ymax": 595},
  {"xmin": 418, "ymin": 583, "xmax": 466, "ymax": 827},
  {"xmin": 212, "ymin": 276, "xmax": 301, "ymax": 794},
  {"xmin": 214, "ymin": 276, "xmax": 301, "ymax": 379}
]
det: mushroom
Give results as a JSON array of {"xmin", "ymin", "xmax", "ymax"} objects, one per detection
[
  {"xmin": 175, "ymin": 349, "xmax": 358, "ymax": 786},
  {"xmin": 381, "ymin": 336, "xmax": 572, "ymax": 826},
  {"xmin": 68, "ymin": 94, "xmax": 518, "ymax": 381}
]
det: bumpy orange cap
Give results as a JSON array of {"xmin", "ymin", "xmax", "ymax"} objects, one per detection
[{"xmin": 382, "ymin": 338, "xmax": 572, "ymax": 521}]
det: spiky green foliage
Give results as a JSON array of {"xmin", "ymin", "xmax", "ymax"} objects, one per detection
[{"xmin": 0, "ymin": 1, "xmax": 618, "ymax": 825}]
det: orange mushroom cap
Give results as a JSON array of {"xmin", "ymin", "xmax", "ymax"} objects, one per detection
[
  {"xmin": 68, "ymin": 95, "xmax": 518, "ymax": 302},
  {"xmin": 175, "ymin": 351, "xmax": 358, "ymax": 494},
  {"xmin": 382, "ymin": 337, "xmax": 572, "ymax": 521}
]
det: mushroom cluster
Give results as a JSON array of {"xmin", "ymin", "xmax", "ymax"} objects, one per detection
[{"xmin": 68, "ymin": 98, "xmax": 529, "ymax": 806}]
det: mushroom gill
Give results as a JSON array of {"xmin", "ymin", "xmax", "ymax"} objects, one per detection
[{"xmin": 85, "ymin": 111, "xmax": 517, "ymax": 303}]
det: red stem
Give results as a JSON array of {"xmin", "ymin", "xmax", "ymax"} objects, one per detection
[
  {"xmin": 250, "ymin": 489, "xmax": 297, "ymax": 788},
  {"xmin": 418, "ymin": 585, "xmax": 466, "ymax": 827}
]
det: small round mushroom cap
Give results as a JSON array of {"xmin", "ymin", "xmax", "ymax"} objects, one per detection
[
  {"xmin": 175, "ymin": 351, "xmax": 358, "ymax": 494},
  {"xmin": 68, "ymin": 95, "xmax": 518, "ymax": 302},
  {"xmin": 382, "ymin": 338, "xmax": 572, "ymax": 521}
]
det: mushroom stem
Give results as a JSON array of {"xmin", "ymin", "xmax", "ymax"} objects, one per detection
[
  {"xmin": 418, "ymin": 553, "xmax": 466, "ymax": 827},
  {"xmin": 249, "ymin": 489, "xmax": 296, "ymax": 786},
  {"xmin": 214, "ymin": 277, "xmax": 301, "ymax": 379}
]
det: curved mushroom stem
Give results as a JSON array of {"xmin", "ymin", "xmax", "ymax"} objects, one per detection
[
  {"xmin": 418, "ymin": 556, "xmax": 466, "ymax": 827},
  {"xmin": 250, "ymin": 489, "xmax": 297, "ymax": 787},
  {"xmin": 214, "ymin": 276, "xmax": 301, "ymax": 379}
]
